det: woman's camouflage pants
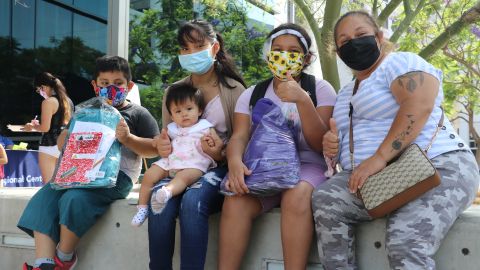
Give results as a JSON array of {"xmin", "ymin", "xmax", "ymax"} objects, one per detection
[{"xmin": 312, "ymin": 150, "xmax": 479, "ymax": 270}]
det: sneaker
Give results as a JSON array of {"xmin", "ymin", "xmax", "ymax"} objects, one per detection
[
  {"xmin": 54, "ymin": 253, "xmax": 77, "ymax": 270},
  {"xmin": 39, "ymin": 264, "xmax": 57, "ymax": 270},
  {"xmin": 131, "ymin": 206, "xmax": 149, "ymax": 227},
  {"xmin": 22, "ymin": 263, "xmax": 57, "ymax": 270}
]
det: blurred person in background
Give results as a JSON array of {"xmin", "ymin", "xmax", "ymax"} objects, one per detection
[{"xmin": 23, "ymin": 72, "xmax": 74, "ymax": 184}]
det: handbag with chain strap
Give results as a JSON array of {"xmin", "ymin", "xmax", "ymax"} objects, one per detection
[{"xmin": 349, "ymin": 80, "xmax": 442, "ymax": 218}]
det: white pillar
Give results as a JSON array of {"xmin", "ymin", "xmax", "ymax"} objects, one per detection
[{"xmin": 108, "ymin": 0, "xmax": 130, "ymax": 59}]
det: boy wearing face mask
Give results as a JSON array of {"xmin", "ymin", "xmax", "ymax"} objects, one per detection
[{"xmin": 18, "ymin": 55, "xmax": 160, "ymax": 270}]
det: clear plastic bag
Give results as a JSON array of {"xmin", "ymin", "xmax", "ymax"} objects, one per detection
[
  {"xmin": 221, "ymin": 98, "xmax": 300, "ymax": 196},
  {"xmin": 51, "ymin": 97, "xmax": 122, "ymax": 189}
]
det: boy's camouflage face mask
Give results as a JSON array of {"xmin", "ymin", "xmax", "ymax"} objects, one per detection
[{"xmin": 267, "ymin": 51, "xmax": 304, "ymax": 81}]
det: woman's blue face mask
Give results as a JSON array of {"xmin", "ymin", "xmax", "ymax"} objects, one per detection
[{"xmin": 178, "ymin": 47, "xmax": 215, "ymax": 74}]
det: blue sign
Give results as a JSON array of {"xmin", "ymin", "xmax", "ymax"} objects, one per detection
[{"xmin": 1, "ymin": 150, "xmax": 43, "ymax": 187}]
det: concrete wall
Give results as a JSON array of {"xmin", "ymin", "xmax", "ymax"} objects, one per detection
[{"xmin": 1, "ymin": 188, "xmax": 480, "ymax": 270}]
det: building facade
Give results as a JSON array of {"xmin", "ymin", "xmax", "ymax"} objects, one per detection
[
  {"xmin": 1, "ymin": 0, "xmax": 110, "ymax": 143},
  {"xmin": 1, "ymin": 0, "xmax": 276, "ymax": 145}
]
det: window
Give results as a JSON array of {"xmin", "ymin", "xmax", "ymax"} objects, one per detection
[
  {"xmin": 73, "ymin": 14, "xmax": 106, "ymax": 53},
  {"xmin": 12, "ymin": 0, "xmax": 35, "ymax": 49},
  {"xmin": 36, "ymin": 1, "xmax": 72, "ymax": 48},
  {"xmin": 72, "ymin": 0, "xmax": 108, "ymax": 20},
  {"xmin": 0, "ymin": 0, "xmax": 10, "ymax": 37},
  {"xmin": 0, "ymin": 0, "xmax": 108, "ymax": 149}
]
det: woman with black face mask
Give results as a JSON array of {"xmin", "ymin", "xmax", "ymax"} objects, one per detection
[{"xmin": 312, "ymin": 10, "xmax": 479, "ymax": 269}]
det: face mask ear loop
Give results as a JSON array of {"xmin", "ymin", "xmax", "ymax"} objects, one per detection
[
  {"xmin": 378, "ymin": 40, "xmax": 384, "ymax": 53},
  {"xmin": 211, "ymin": 41, "xmax": 219, "ymax": 62},
  {"xmin": 262, "ymin": 37, "xmax": 272, "ymax": 62},
  {"xmin": 303, "ymin": 52, "xmax": 315, "ymax": 67}
]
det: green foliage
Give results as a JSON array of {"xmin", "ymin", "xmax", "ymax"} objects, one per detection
[
  {"xmin": 339, "ymin": 0, "xmax": 480, "ymax": 118},
  {"xmin": 199, "ymin": 1, "xmax": 271, "ymax": 85},
  {"xmin": 130, "ymin": 0, "xmax": 271, "ymax": 123},
  {"xmin": 391, "ymin": 0, "xmax": 480, "ymax": 118},
  {"xmin": 129, "ymin": 3, "xmax": 191, "ymax": 85},
  {"xmin": 440, "ymin": 25, "xmax": 480, "ymax": 117},
  {"xmin": 139, "ymin": 80, "xmax": 165, "ymax": 128}
]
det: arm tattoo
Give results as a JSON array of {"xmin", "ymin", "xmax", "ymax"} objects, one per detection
[
  {"xmin": 397, "ymin": 72, "xmax": 425, "ymax": 93},
  {"xmin": 391, "ymin": 114, "xmax": 415, "ymax": 152}
]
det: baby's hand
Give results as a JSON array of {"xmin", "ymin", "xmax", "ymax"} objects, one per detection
[
  {"xmin": 201, "ymin": 128, "xmax": 223, "ymax": 160},
  {"xmin": 204, "ymin": 135, "xmax": 215, "ymax": 147}
]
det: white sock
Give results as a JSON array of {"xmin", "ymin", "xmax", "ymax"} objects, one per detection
[
  {"xmin": 131, "ymin": 205, "xmax": 149, "ymax": 227},
  {"xmin": 56, "ymin": 247, "xmax": 73, "ymax": 262},
  {"xmin": 151, "ymin": 187, "xmax": 172, "ymax": 214},
  {"xmin": 155, "ymin": 186, "xmax": 172, "ymax": 203}
]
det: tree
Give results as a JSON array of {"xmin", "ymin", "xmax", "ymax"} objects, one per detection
[
  {"xmin": 290, "ymin": 0, "xmax": 480, "ymax": 165},
  {"xmin": 129, "ymin": 0, "xmax": 271, "ymax": 125},
  {"xmin": 129, "ymin": 0, "xmax": 271, "ymax": 86},
  {"xmin": 441, "ymin": 26, "xmax": 480, "ymax": 163},
  {"xmin": 293, "ymin": 0, "xmax": 343, "ymax": 90},
  {"xmin": 390, "ymin": 0, "xmax": 480, "ymax": 163},
  {"xmin": 419, "ymin": 0, "xmax": 480, "ymax": 59},
  {"xmin": 291, "ymin": 0, "xmax": 480, "ymax": 90},
  {"xmin": 129, "ymin": 1, "xmax": 194, "ymax": 85}
]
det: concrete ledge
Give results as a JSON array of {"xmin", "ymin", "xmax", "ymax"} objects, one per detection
[
  {"xmin": 1, "ymin": 188, "xmax": 479, "ymax": 269},
  {"xmin": 0, "ymin": 188, "xmax": 149, "ymax": 270}
]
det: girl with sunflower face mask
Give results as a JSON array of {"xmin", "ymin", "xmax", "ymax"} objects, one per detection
[{"xmin": 218, "ymin": 23, "xmax": 337, "ymax": 270}]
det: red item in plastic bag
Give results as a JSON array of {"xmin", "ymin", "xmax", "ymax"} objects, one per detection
[{"xmin": 53, "ymin": 132, "xmax": 103, "ymax": 184}]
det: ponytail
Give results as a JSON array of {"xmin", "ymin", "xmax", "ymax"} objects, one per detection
[
  {"xmin": 34, "ymin": 72, "xmax": 72, "ymax": 125},
  {"xmin": 214, "ymin": 33, "xmax": 247, "ymax": 88},
  {"xmin": 53, "ymin": 78, "xmax": 72, "ymax": 125}
]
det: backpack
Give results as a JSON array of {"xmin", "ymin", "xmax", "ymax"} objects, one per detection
[{"xmin": 249, "ymin": 72, "xmax": 317, "ymax": 109}]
